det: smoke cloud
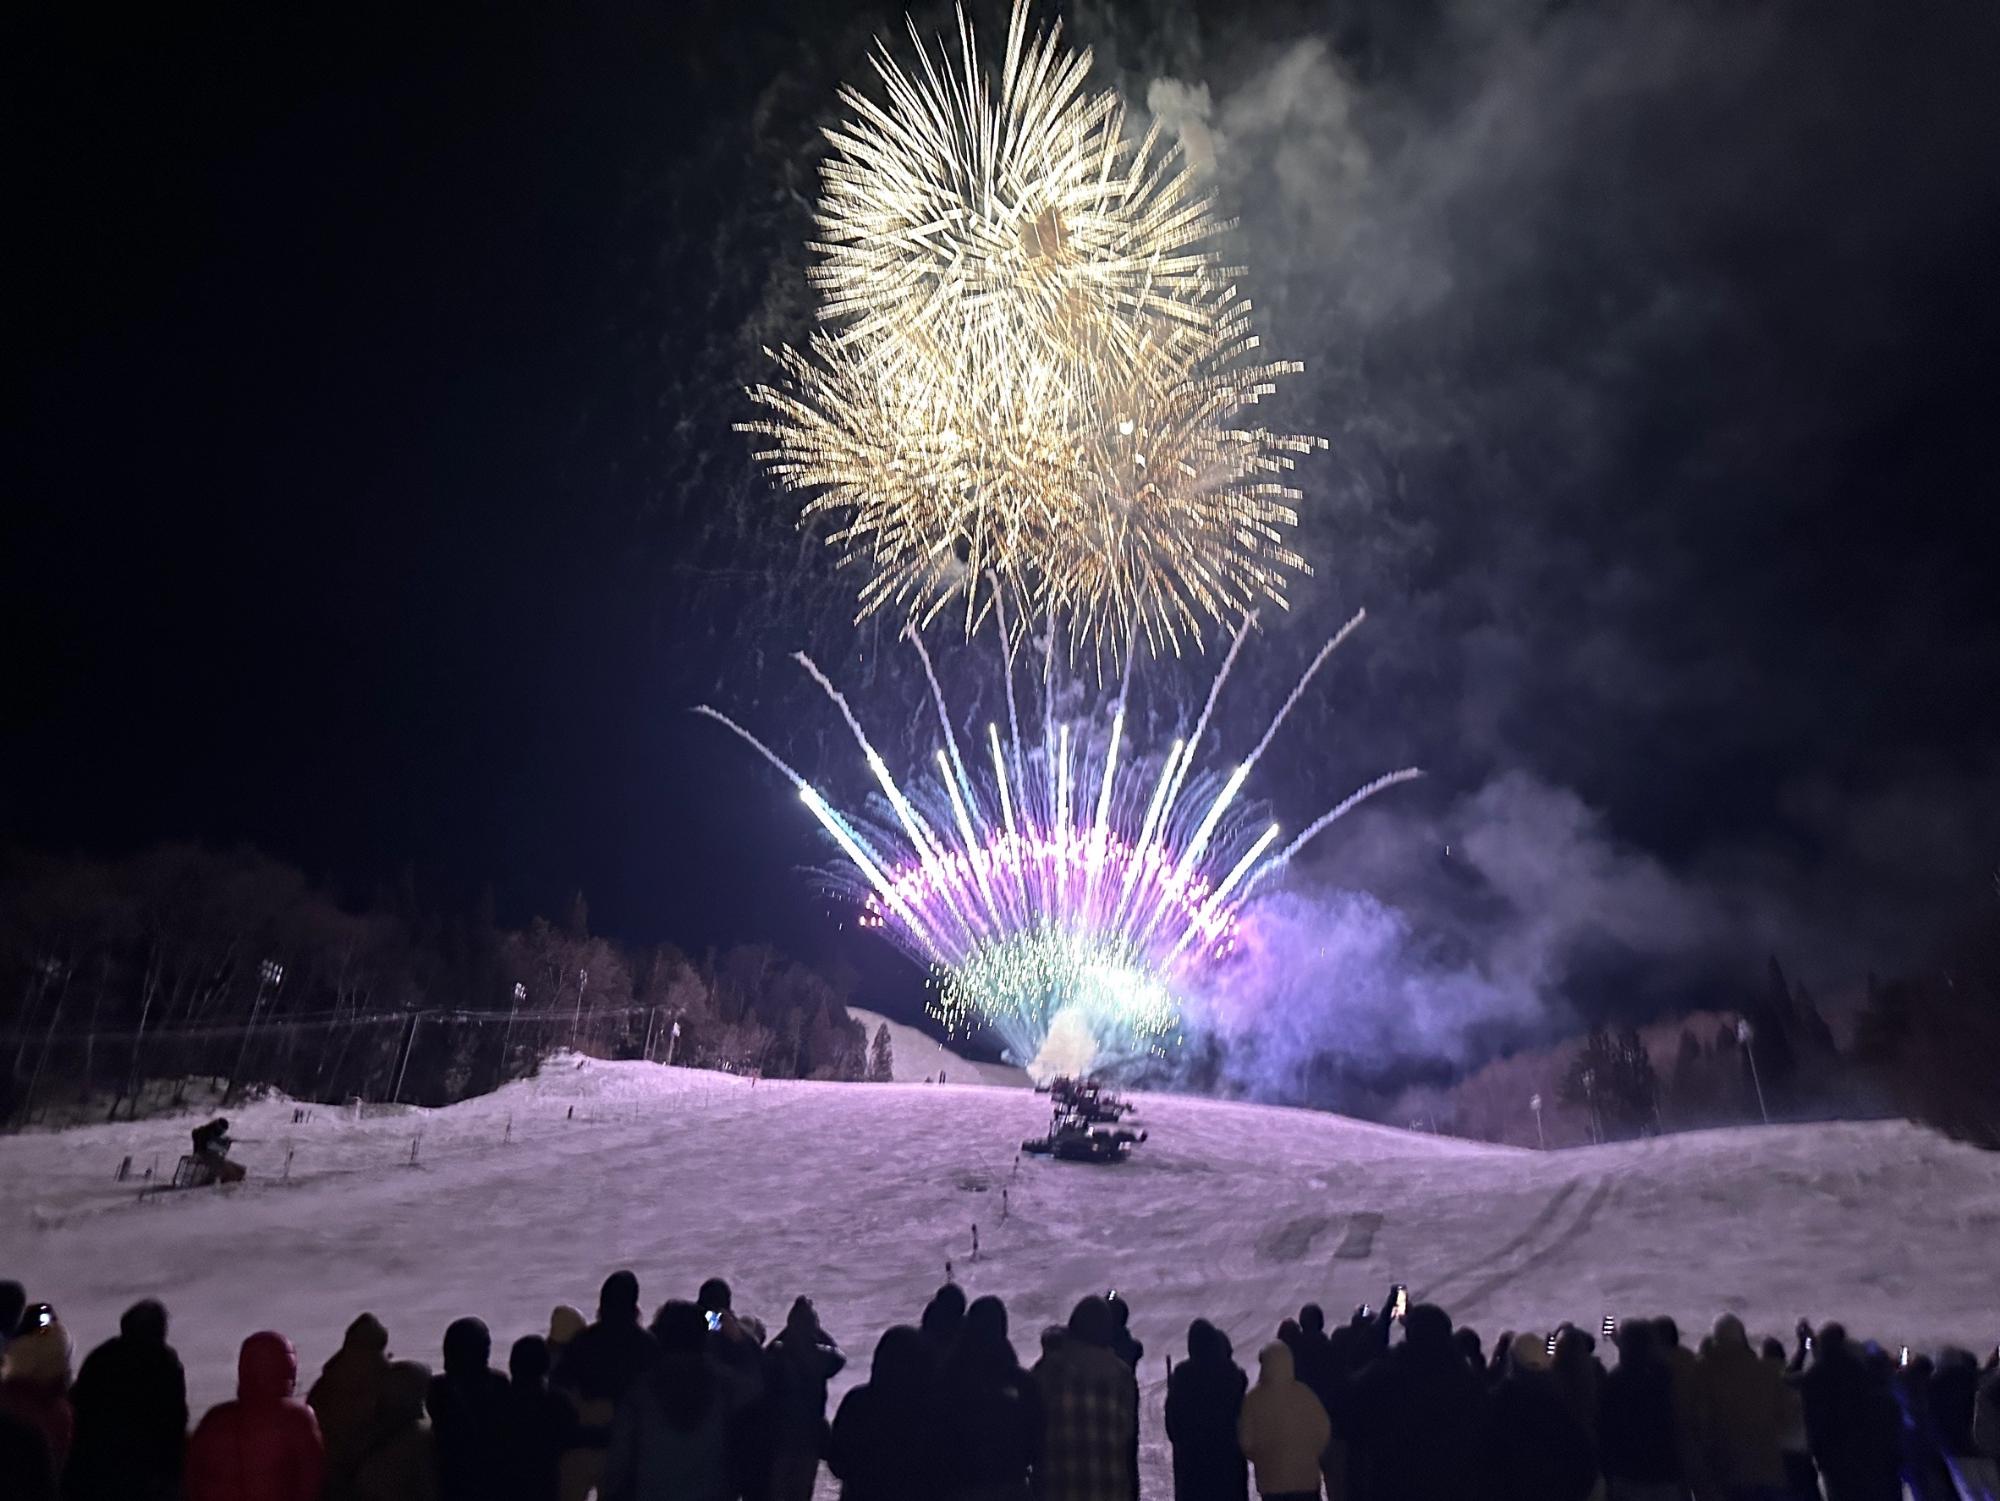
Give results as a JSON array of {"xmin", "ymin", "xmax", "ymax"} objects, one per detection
[{"xmin": 1132, "ymin": 0, "xmax": 2000, "ymax": 1087}]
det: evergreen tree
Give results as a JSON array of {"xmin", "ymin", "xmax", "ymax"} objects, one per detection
[
  {"xmin": 1668, "ymin": 1027, "xmax": 1707, "ymax": 1121},
  {"xmin": 868, "ymin": 1022, "xmax": 894, "ymax": 1082},
  {"xmin": 1560, "ymin": 1026, "xmax": 1658, "ymax": 1140}
]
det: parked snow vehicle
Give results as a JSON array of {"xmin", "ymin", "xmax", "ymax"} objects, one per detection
[{"xmin": 1022, "ymin": 1076, "xmax": 1148, "ymax": 1162}]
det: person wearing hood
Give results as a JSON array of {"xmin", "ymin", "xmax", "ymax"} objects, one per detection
[
  {"xmin": 1487, "ymin": 1332, "xmax": 1598, "ymax": 1501},
  {"xmin": 351, "ymin": 1360, "xmax": 436, "ymax": 1501},
  {"xmin": 1237, "ymin": 1340, "xmax": 1328, "ymax": 1501},
  {"xmin": 547, "ymin": 1306, "xmax": 587, "ymax": 1354},
  {"xmin": 1345, "ymin": 1304, "xmax": 1486, "ymax": 1501},
  {"xmin": 1034, "ymin": 1297, "xmax": 1140, "ymax": 1501},
  {"xmin": 827, "ymin": 1324, "xmax": 950, "ymax": 1501},
  {"xmin": 427, "ymin": 1317, "xmax": 511, "ymax": 1501},
  {"xmin": 555, "ymin": 1271, "xmax": 656, "ymax": 1501},
  {"xmin": 1166, "ymin": 1319, "xmax": 1248, "ymax": 1501},
  {"xmin": 602, "ymin": 1302, "xmax": 734, "ymax": 1501},
  {"xmin": 307, "ymin": 1312, "xmax": 391, "ymax": 1500},
  {"xmin": 942, "ymin": 1294, "xmax": 1042, "ymax": 1501},
  {"xmin": 1697, "ymin": 1315, "xmax": 1787, "ymax": 1499},
  {"xmin": 0, "ymin": 1306, "xmax": 75, "ymax": 1477},
  {"xmin": 765, "ymin": 1297, "xmax": 846, "ymax": 1501},
  {"xmin": 63, "ymin": 1298, "xmax": 187, "ymax": 1501},
  {"xmin": 185, "ymin": 1331, "xmax": 325, "ymax": 1501}
]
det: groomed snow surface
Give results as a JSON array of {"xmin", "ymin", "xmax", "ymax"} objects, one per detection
[{"xmin": 6, "ymin": 1053, "xmax": 1999, "ymax": 1497}]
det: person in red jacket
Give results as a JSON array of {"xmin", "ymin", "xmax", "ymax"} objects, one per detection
[{"xmin": 186, "ymin": 1330, "xmax": 326, "ymax": 1501}]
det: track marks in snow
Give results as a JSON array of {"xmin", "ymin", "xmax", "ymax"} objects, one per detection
[{"xmin": 1419, "ymin": 1174, "xmax": 1620, "ymax": 1321}]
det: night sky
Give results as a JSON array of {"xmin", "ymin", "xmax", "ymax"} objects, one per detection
[{"xmin": 9, "ymin": 1, "xmax": 2000, "ymax": 1048}]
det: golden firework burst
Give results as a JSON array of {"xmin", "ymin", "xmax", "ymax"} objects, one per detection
[{"xmin": 744, "ymin": 0, "xmax": 1321, "ymax": 661}]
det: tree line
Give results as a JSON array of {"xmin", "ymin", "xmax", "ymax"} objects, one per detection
[
  {"xmin": 1384, "ymin": 886, "xmax": 2000, "ymax": 1154},
  {"xmin": 0, "ymin": 844, "xmax": 896, "ymax": 1128}
]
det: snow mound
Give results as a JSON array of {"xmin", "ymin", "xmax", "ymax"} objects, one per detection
[{"xmin": 5, "ymin": 1069, "xmax": 1995, "ymax": 1499}]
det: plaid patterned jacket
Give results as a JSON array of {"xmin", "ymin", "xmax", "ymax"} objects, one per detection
[{"xmin": 1034, "ymin": 1340, "xmax": 1139, "ymax": 1501}]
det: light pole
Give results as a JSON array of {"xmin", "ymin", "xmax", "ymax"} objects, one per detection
[
  {"xmin": 665, "ymin": 1018, "xmax": 682, "ymax": 1068},
  {"xmin": 503, "ymin": 981, "xmax": 525, "ymax": 1063},
  {"xmin": 570, "ymin": 966, "xmax": 590, "ymax": 1044},
  {"xmin": 1530, "ymin": 1092, "xmax": 1546, "ymax": 1150},
  {"xmin": 1581, "ymin": 1068, "xmax": 1602, "ymax": 1144},
  {"xmin": 1737, "ymin": 1017, "xmax": 1770, "ymax": 1124}
]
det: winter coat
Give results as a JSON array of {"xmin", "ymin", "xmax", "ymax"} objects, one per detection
[
  {"xmin": 184, "ymin": 1332, "xmax": 325, "ymax": 1501},
  {"xmin": 764, "ymin": 1326, "xmax": 845, "ymax": 1454},
  {"xmin": 498, "ymin": 1382, "xmax": 576, "ymax": 1501},
  {"xmin": 554, "ymin": 1315, "xmax": 655, "ymax": 1422},
  {"xmin": 351, "ymin": 1424, "xmax": 436, "ymax": 1501},
  {"xmin": 2, "ymin": 1402, "xmax": 59, "ymax": 1501},
  {"xmin": 827, "ymin": 1345, "xmax": 952, "ymax": 1501},
  {"xmin": 426, "ymin": 1365, "xmax": 512, "ymax": 1501},
  {"xmin": 350, "ymin": 1361, "xmax": 435, "ymax": 1501},
  {"xmin": 307, "ymin": 1313, "xmax": 390, "ymax": 1497},
  {"xmin": 0, "ymin": 1320, "xmax": 76, "ymax": 1475},
  {"xmin": 1237, "ymin": 1343, "xmax": 1329, "ymax": 1498},
  {"xmin": 1345, "ymin": 1333, "xmax": 1488, "ymax": 1501},
  {"xmin": 1697, "ymin": 1323, "xmax": 1786, "ymax": 1491},
  {"xmin": 1598, "ymin": 1358, "xmax": 1680, "ymax": 1485},
  {"xmin": 1033, "ymin": 1338, "xmax": 1139, "ymax": 1501},
  {"xmin": 1164, "ymin": 1330, "xmax": 1247, "ymax": 1501},
  {"xmin": 1487, "ymin": 1365, "xmax": 1597, "ymax": 1501},
  {"xmin": 1289, "ymin": 1330, "xmax": 1334, "ymax": 1411},
  {"xmin": 63, "ymin": 1320, "xmax": 188, "ymax": 1500},
  {"xmin": 603, "ymin": 1355, "xmax": 734, "ymax": 1501},
  {"xmin": 1798, "ymin": 1350, "xmax": 1902, "ymax": 1501},
  {"xmin": 1660, "ymin": 1340, "xmax": 1710, "ymax": 1494},
  {"xmin": 943, "ymin": 1338, "xmax": 1042, "ymax": 1496}
]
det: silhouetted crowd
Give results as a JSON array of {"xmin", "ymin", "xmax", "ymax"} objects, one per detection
[{"xmin": 2, "ymin": 1272, "xmax": 1996, "ymax": 1501}]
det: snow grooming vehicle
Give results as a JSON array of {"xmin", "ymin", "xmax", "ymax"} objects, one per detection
[{"xmin": 1021, "ymin": 1075, "xmax": 1148, "ymax": 1163}]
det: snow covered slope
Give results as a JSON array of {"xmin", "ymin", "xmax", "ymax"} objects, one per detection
[
  {"xmin": 847, "ymin": 1006, "xmax": 1030, "ymax": 1087},
  {"xmin": 5, "ymin": 1059, "xmax": 1996, "ymax": 1496}
]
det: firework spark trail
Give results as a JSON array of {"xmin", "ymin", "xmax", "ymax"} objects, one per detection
[
  {"xmin": 690, "ymin": 707, "xmax": 947, "ymax": 960},
  {"xmin": 1243, "ymin": 768, "xmax": 1428, "ymax": 898},
  {"xmin": 700, "ymin": 612, "xmax": 1417, "ymax": 1070},
  {"xmin": 1160, "ymin": 609, "xmax": 1255, "ymax": 821},
  {"xmin": 1241, "ymin": 607, "xmax": 1367, "ymax": 772}
]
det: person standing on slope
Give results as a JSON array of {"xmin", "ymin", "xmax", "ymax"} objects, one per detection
[
  {"xmin": 764, "ymin": 1297, "xmax": 845, "ymax": 1501},
  {"xmin": 1237, "ymin": 1340, "xmax": 1329, "ymax": 1501},
  {"xmin": 427, "ymin": 1317, "xmax": 511, "ymax": 1501},
  {"xmin": 62, "ymin": 1298, "xmax": 187, "ymax": 1501},
  {"xmin": 1697, "ymin": 1315, "xmax": 1787, "ymax": 1501},
  {"xmin": 1166, "ymin": 1319, "xmax": 1248, "ymax": 1501},
  {"xmin": 307, "ymin": 1312, "xmax": 392, "ymax": 1501},
  {"xmin": 1034, "ymin": 1297, "xmax": 1139, "ymax": 1501},
  {"xmin": 942, "ymin": 1294, "xmax": 1042, "ymax": 1501},
  {"xmin": 555, "ymin": 1271, "xmax": 656, "ymax": 1501},
  {"xmin": 825, "ymin": 1324, "xmax": 949, "ymax": 1501},
  {"xmin": 0, "ymin": 1305, "xmax": 75, "ymax": 1479},
  {"xmin": 1486, "ymin": 1332, "xmax": 1597, "ymax": 1501},
  {"xmin": 185, "ymin": 1330, "xmax": 325, "ymax": 1501}
]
